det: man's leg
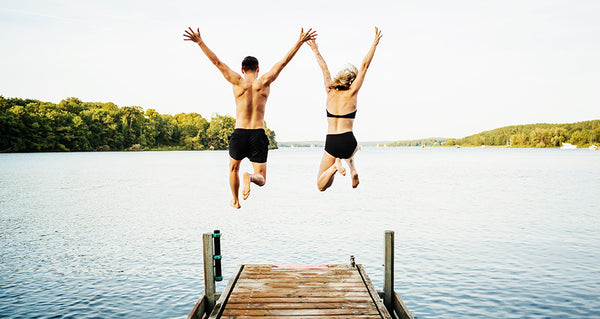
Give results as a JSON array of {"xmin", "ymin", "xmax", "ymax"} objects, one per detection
[
  {"xmin": 229, "ymin": 157, "xmax": 242, "ymax": 209},
  {"xmin": 243, "ymin": 162, "xmax": 266, "ymax": 200}
]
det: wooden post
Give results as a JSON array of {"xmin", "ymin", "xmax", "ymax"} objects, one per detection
[
  {"xmin": 203, "ymin": 232, "xmax": 216, "ymax": 310},
  {"xmin": 384, "ymin": 230, "xmax": 394, "ymax": 311}
]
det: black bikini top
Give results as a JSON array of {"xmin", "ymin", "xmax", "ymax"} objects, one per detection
[{"xmin": 326, "ymin": 109, "xmax": 356, "ymax": 119}]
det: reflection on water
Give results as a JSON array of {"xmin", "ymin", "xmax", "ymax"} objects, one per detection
[{"xmin": 1, "ymin": 148, "xmax": 599, "ymax": 318}]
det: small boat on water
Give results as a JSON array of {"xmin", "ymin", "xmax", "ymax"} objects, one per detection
[
  {"xmin": 561, "ymin": 143, "xmax": 577, "ymax": 149},
  {"xmin": 590, "ymin": 145, "xmax": 599, "ymax": 151}
]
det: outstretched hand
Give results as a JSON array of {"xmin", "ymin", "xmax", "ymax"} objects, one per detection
[
  {"xmin": 183, "ymin": 27, "xmax": 202, "ymax": 44},
  {"xmin": 307, "ymin": 39, "xmax": 318, "ymax": 51},
  {"xmin": 373, "ymin": 27, "xmax": 383, "ymax": 45},
  {"xmin": 299, "ymin": 28, "xmax": 318, "ymax": 43}
]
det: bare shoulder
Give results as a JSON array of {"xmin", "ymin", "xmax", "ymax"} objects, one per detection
[
  {"xmin": 257, "ymin": 75, "xmax": 274, "ymax": 88},
  {"xmin": 232, "ymin": 78, "xmax": 248, "ymax": 89},
  {"xmin": 348, "ymin": 83, "xmax": 361, "ymax": 96}
]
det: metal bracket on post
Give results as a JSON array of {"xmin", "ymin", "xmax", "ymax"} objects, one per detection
[
  {"xmin": 384, "ymin": 230, "xmax": 395, "ymax": 311},
  {"xmin": 213, "ymin": 230, "xmax": 223, "ymax": 282}
]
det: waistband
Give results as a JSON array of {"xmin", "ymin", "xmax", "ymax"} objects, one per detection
[
  {"xmin": 233, "ymin": 128, "xmax": 265, "ymax": 133},
  {"xmin": 326, "ymin": 131, "xmax": 354, "ymax": 137}
]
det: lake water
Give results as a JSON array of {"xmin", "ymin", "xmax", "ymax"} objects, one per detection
[{"xmin": 1, "ymin": 147, "xmax": 599, "ymax": 318}]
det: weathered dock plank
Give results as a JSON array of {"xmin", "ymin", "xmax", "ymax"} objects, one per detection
[{"xmin": 209, "ymin": 264, "xmax": 392, "ymax": 319}]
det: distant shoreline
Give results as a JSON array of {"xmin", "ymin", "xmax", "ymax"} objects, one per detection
[
  {"xmin": 281, "ymin": 119, "xmax": 600, "ymax": 149},
  {"xmin": 2, "ymin": 96, "xmax": 597, "ymax": 152},
  {"xmin": 278, "ymin": 144, "xmax": 590, "ymax": 149}
]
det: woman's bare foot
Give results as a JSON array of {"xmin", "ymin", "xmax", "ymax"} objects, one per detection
[
  {"xmin": 242, "ymin": 172, "xmax": 251, "ymax": 200},
  {"xmin": 352, "ymin": 172, "xmax": 359, "ymax": 188},
  {"xmin": 335, "ymin": 158, "xmax": 346, "ymax": 176},
  {"xmin": 230, "ymin": 198, "xmax": 241, "ymax": 209}
]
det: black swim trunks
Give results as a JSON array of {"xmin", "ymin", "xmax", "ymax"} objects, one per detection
[
  {"xmin": 228, "ymin": 128, "xmax": 269, "ymax": 163},
  {"xmin": 324, "ymin": 131, "xmax": 358, "ymax": 159}
]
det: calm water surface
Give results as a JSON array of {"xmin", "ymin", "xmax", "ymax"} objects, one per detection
[{"xmin": 1, "ymin": 148, "xmax": 599, "ymax": 318}]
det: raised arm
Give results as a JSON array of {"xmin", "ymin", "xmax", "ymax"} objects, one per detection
[
  {"xmin": 183, "ymin": 27, "xmax": 243, "ymax": 85},
  {"xmin": 350, "ymin": 27, "xmax": 383, "ymax": 94},
  {"xmin": 260, "ymin": 28, "xmax": 317, "ymax": 86},
  {"xmin": 307, "ymin": 39, "xmax": 333, "ymax": 91}
]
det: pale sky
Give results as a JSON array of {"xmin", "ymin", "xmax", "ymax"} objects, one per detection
[{"xmin": 1, "ymin": 0, "xmax": 599, "ymax": 141}]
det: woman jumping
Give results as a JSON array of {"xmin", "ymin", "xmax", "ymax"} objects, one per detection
[{"xmin": 308, "ymin": 27, "xmax": 382, "ymax": 191}]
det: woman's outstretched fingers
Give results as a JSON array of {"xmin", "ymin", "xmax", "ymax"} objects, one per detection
[{"xmin": 373, "ymin": 27, "xmax": 383, "ymax": 44}]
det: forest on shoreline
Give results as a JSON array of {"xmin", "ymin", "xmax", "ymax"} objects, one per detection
[
  {"xmin": 386, "ymin": 121, "xmax": 599, "ymax": 148},
  {"xmin": 443, "ymin": 120, "xmax": 600, "ymax": 148},
  {"xmin": 0, "ymin": 96, "xmax": 277, "ymax": 152}
]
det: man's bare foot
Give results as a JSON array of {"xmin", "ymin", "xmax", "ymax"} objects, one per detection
[
  {"xmin": 242, "ymin": 172, "xmax": 251, "ymax": 200},
  {"xmin": 352, "ymin": 172, "xmax": 359, "ymax": 188},
  {"xmin": 335, "ymin": 158, "xmax": 346, "ymax": 176},
  {"xmin": 230, "ymin": 199, "xmax": 241, "ymax": 209}
]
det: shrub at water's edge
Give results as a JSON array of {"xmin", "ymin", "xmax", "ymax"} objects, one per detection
[{"xmin": 0, "ymin": 96, "xmax": 278, "ymax": 152}]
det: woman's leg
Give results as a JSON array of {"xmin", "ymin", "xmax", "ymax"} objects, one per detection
[
  {"xmin": 317, "ymin": 152, "xmax": 344, "ymax": 191},
  {"xmin": 344, "ymin": 147, "xmax": 359, "ymax": 188}
]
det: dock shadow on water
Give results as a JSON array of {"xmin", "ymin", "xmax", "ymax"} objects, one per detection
[{"xmin": 1, "ymin": 147, "xmax": 599, "ymax": 318}]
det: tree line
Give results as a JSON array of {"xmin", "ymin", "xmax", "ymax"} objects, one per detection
[
  {"xmin": 0, "ymin": 96, "xmax": 277, "ymax": 152},
  {"xmin": 386, "ymin": 138, "xmax": 447, "ymax": 147},
  {"xmin": 443, "ymin": 120, "xmax": 600, "ymax": 148}
]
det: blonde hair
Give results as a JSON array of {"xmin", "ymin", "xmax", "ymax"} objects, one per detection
[{"xmin": 330, "ymin": 64, "xmax": 358, "ymax": 90}]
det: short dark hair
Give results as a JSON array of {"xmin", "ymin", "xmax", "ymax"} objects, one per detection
[{"xmin": 242, "ymin": 56, "xmax": 259, "ymax": 72}]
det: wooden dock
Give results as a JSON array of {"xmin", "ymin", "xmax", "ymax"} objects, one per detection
[
  {"xmin": 188, "ymin": 231, "xmax": 413, "ymax": 319},
  {"xmin": 213, "ymin": 264, "xmax": 390, "ymax": 318}
]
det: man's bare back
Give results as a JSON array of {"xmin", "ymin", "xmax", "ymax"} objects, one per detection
[
  {"xmin": 232, "ymin": 73, "xmax": 269, "ymax": 129},
  {"xmin": 184, "ymin": 27, "xmax": 317, "ymax": 209}
]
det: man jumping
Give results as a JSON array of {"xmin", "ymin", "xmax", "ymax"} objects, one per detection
[{"xmin": 184, "ymin": 27, "xmax": 317, "ymax": 209}]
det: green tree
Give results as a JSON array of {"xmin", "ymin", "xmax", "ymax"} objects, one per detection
[
  {"xmin": 264, "ymin": 122, "xmax": 278, "ymax": 149},
  {"xmin": 443, "ymin": 138, "xmax": 456, "ymax": 146},
  {"xmin": 206, "ymin": 114, "xmax": 235, "ymax": 150},
  {"xmin": 174, "ymin": 112, "xmax": 209, "ymax": 150}
]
